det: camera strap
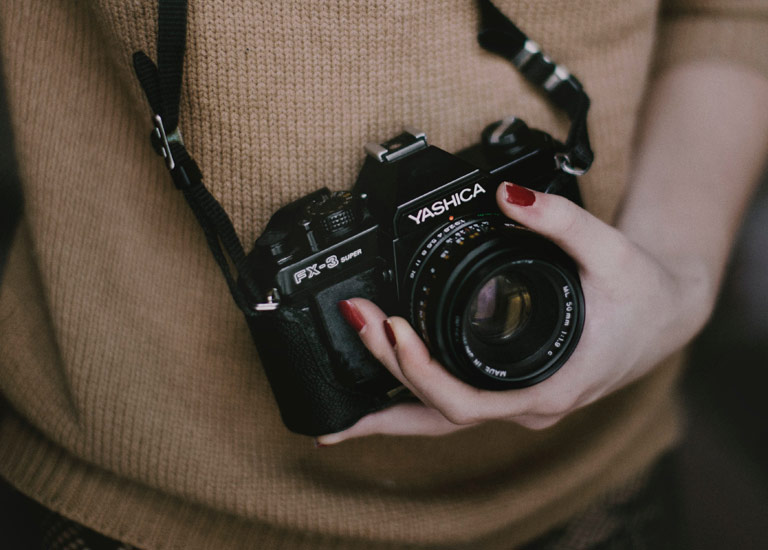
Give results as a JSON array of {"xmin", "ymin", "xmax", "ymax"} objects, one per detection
[
  {"xmin": 132, "ymin": 0, "xmax": 261, "ymax": 315},
  {"xmin": 478, "ymin": 0, "xmax": 594, "ymax": 175},
  {"xmin": 131, "ymin": 0, "xmax": 594, "ymax": 314}
]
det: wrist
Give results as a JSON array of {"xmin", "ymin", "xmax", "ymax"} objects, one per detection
[{"xmin": 630, "ymin": 238, "xmax": 718, "ymax": 349}]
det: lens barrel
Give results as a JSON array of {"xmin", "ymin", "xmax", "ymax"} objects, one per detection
[{"xmin": 407, "ymin": 216, "xmax": 584, "ymax": 390}]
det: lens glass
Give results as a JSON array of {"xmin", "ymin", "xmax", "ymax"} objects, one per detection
[{"xmin": 468, "ymin": 274, "xmax": 532, "ymax": 345}]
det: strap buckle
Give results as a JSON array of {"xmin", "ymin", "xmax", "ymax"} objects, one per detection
[
  {"xmin": 152, "ymin": 114, "xmax": 183, "ymax": 171},
  {"xmin": 151, "ymin": 114, "xmax": 201, "ymax": 189},
  {"xmin": 511, "ymin": 39, "xmax": 541, "ymax": 69},
  {"xmin": 513, "ymin": 39, "xmax": 580, "ymax": 94},
  {"xmin": 543, "ymin": 65, "xmax": 573, "ymax": 93}
]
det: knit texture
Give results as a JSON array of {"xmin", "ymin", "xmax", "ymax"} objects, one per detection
[{"xmin": 0, "ymin": 1, "xmax": 766, "ymax": 549}]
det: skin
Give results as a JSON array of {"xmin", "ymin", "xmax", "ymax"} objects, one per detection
[{"xmin": 317, "ymin": 61, "xmax": 768, "ymax": 444}]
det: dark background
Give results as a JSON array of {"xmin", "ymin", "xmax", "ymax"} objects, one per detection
[
  {"xmin": 1, "ymin": 50, "xmax": 767, "ymax": 547},
  {"xmin": 678, "ymin": 170, "xmax": 768, "ymax": 549}
]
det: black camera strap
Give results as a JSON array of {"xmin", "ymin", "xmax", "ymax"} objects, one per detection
[
  {"xmin": 132, "ymin": 0, "xmax": 261, "ymax": 315},
  {"xmin": 478, "ymin": 0, "xmax": 594, "ymax": 174},
  {"xmin": 131, "ymin": 0, "xmax": 594, "ymax": 314}
]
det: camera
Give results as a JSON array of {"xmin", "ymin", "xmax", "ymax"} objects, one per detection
[{"xmin": 242, "ymin": 118, "xmax": 585, "ymax": 436}]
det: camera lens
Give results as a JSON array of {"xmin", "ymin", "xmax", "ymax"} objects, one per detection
[
  {"xmin": 407, "ymin": 216, "xmax": 584, "ymax": 390},
  {"xmin": 468, "ymin": 273, "xmax": 532, "ymax": 344}
]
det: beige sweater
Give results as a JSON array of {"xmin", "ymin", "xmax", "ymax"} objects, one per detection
[{"xmin": 1, "ymin": 1, "xmax": 766, "ymax": 548}]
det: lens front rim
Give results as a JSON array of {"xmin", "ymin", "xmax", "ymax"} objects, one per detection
[
  {"xmin": 408, "ymin": 216, "xmax": 584, "ymax": 390},
  {"xmin": 444, "ymin": 256, "xmax": 582, "ymax": 389}
]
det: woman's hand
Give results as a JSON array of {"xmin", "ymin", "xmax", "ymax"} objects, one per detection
[{"xmin": 317, "ymin": 182, "xmax": 715, "ymax": 444}]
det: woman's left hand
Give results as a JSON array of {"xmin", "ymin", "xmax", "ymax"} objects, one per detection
[{"xmin": 317, "ymin": 182, "xmax": 714, "ymax": 444}]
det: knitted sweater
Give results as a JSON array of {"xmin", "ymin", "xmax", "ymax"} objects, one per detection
[{"xmin": 1, "ymin": 1, "xmax": 766, "ymax": 548}]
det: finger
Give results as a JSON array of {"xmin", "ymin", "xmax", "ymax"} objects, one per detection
[
  {"xmin": 338, "ymin": 298, "xmax": 434, "ymax": 407},
  {"xmin": 315, "ymin": 402, "xmax": 470, "ymax": 445},
  {"xmin": 495, "ymin": 182, "xmax": 627, "ymax": 271},
  {"xmin": 386, "ymin": 317, "xmax": 536, "ymax": 424}
]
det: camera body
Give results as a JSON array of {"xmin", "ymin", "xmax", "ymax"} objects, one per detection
[{"xmin": 242, "ymin": 119, "xmax": 584, "ymax": 436}]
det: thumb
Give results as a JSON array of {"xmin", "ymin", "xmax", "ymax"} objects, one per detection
[{"xmin": 495, "ymin": 182, "xmax": 625, "ymax": 269}]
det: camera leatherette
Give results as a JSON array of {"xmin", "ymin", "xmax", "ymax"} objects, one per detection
[{"xmin": 247, "ymin": 306, "xmax": 394, "ymax": 436}]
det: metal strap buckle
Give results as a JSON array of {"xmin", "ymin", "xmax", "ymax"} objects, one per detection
[
  {"xmin": 152, "ymin": 114, "xmax": 183, "ymax": 171},
  {"xmin": 543, "ymin": 65, "xmax": 572, "ymax": 93},
  {"xmin": 513, "ymin": 40, "xmax": 578, "ymax": 96},
  {"xmin": 511, "ymin": 39, "xmax": 541, "ymax": 69}
]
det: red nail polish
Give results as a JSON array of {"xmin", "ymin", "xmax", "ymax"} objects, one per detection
[
  {"xmin": 313, "ymin": 439, "xmax": 329, "ymax": 448},
  {"xmin": 338, "ymin": 300, "xmax": 366, "ymax": 332},
  {"xmin": 383, "ymin": 320, "xmax": 397, "ymax": 348},
  {"xmin": 504, "ymin": 183, "xmax": 536, "ymax": 206}
]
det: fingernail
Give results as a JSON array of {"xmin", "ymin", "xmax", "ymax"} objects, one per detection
[
  {"xmin": 313, "ymin": 438, "xmax": 329, "ymax": 448},
  {"xmin": 504, "ymin": 183, "xmax": 536, "ymax": 206},
  {"xmin": 338, "ymin": 300, "xmax": 366, "ymax": 332},
  {"xmin": 383, "ymin": 319, "xmax": 397, "ymax": 348}
]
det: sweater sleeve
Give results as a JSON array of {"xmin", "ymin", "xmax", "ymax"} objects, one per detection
[{"xmin": 653, "ymin": 0, "xmax": 768, "ymax": 78}]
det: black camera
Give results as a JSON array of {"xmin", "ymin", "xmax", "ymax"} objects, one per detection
[{"xmin": 242, "ymin": 118, "xmax": 585, "ymax": 436}]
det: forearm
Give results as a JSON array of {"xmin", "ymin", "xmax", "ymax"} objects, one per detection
[{"xmin": 617, "ymin": 62, "xmax": 768, "ymax": 308}]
